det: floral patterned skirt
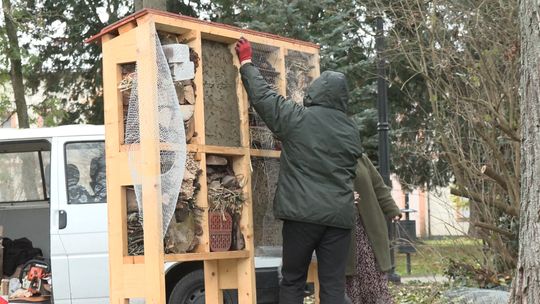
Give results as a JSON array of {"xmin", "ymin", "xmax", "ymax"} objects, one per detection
[{"xmin": 345, "ymin": 216, "xmax": 394, "ymax": 304}]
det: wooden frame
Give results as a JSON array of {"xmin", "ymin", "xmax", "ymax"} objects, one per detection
[{"xmin": 93, "ymin": 9, "xmax": 320, "ymax": 303}]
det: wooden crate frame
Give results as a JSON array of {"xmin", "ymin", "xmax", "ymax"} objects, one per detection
[{"xmin": 88, "ymin": 9, "xmax": 320, "ymax": 304}]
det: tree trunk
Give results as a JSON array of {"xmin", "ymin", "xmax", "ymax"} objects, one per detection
[
  {"xmin": 510, "ymin": 0, "xmax": 540, "ymax": 302},
  {"xmin": 2, "ymin": 0, "xmax": 29, "ymax": 128}
]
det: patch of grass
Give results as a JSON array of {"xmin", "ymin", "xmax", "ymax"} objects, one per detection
[
  {"xmin": 389, "ymin": 281, "xmax": 450, "ymax": 304},
  {"xmin": 394, "ymin": 237, "xmax": 483, "ymax": 277}
]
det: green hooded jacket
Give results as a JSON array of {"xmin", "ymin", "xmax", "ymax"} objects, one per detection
[{"xmin": 240, "ymin": 63, "xmax": 363, "ymax": 229}]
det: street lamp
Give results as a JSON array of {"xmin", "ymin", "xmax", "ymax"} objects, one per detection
[{"xmin": 375, "ymin": 15, "xmax": 401, "ymax": 283}]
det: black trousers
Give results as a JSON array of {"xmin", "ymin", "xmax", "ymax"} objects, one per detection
[{"xmin": 279, "ymin": 220, "xmax": 351, "ymax": 304}]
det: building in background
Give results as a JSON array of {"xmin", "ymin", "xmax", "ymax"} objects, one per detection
[{"xmin": 391, "ymin": 176, "xmax": 470, "ymax": 238}]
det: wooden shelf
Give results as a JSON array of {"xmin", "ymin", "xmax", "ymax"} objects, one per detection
[
  {"xmin": 119, "ymin": 142, "xmax": 199, "ymax": 152},
  {"xmin": 250, "ymin": 149, "xmax": 281, "ymax": 158},
  {"xmin": 201, "ymin": 145, "xmax": 247, "ymax": 156},
  {"xmin": 165, "ymin": 250, "xmax": 250, "ymax": 262},
  {"xmin": 123, "ymin": 250, "xmax": 251, "ymax": 264}
]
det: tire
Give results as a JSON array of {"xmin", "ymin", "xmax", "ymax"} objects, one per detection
[{"xmin": 168, "ymin": 269, "xmax": 236, "ymax": 304}]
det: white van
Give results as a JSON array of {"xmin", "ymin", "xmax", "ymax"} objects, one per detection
[{"xmin": 0, "ymin": 125, "xmax": 282, "ymax": 304}]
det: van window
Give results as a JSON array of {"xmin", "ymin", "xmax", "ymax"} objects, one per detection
[
  {"xmin": 0, "ymin": 139, "xmax": 51, "ymax": 204},
  {"xmin": 0, "ymin": 150, "xmax": 50, "ymax": 203},
  {"xmin": 65, "ymin": 141, "xmax": 106, "ymax": 204}
]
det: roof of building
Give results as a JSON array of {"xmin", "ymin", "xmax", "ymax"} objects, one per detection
[{"xmin": 85, "ymin": 8, "xmax": 320, "ymax": 49}]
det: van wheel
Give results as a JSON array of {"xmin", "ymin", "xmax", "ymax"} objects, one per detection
[{"xmin": 168, "ymin": 269, "xmax": 235, "ymax": 304}]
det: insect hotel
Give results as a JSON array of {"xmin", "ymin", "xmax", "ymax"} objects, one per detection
[{"xmin": 87, "ymin": 8, "xmax": 320, "ymax": 303}]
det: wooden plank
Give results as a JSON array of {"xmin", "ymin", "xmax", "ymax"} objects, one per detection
[
  {"xmin": 204, "ymin": 145, "xmax": 247, "ymax": 156},
  {"xmin": 310, "ymin": 50, "xmax": 321, "ymax": 78},
  {"xmin": 118, "ymin": 21, "xmax": 137, "ymax": 35},
  {"xmin": 273, "ymin": 47, "xmax": 287, "ymax": 96},
  {"xmin": 231, "ymin": 154, "xmax": 257, "ymax": 304},
  {"xmin": 154, "ymin": 22, "xmax": 192, "ymax": 36},
  {"xmin": 135, "ymin": 17, "xmax": 166, "ymax": 304},
  {"xmin": 151, "ymin": 14, "xmax": 319, "ymax": 54},
  {"xmin": 230, "ymin": 48, "xmax": 258, "ymax": 301},
  {"xmin": 307, "ymin": 262, "xmax": 320, "ymax": 304},
  {"xmin": 104, "ymin": 29, "xmax": 137, "ymax": 66},
  {"xmin": 102, "ymin": 32, "xmax": 128, "ymax": 304},
  {"xmin": 237, "ymin": 258, "xmax": 257, "ymax": 304},
  {"xmin": 179, "ymin": 30, "xmax": 198, "ymax": 43},
  {"xmin": 103, "ymin": 43, "xmax": 123, "ymax": 154},
  {"xmin": 121, "ymin": 143, "xmax": 197, "ymax": 153},
  {"xmin": 102, "ymin": 33, "xmax": 115, "ymax": 43},
  {"xmin": 187, "ymin": 30, "xmax": 210, "ymax": 253},
  {"xmin": 218, "ymin": 259, "xmax": 239, "ymax": 289},
  {"xmin": 204, "ymin": 260, "xmax": 224, "ymax": 303},
  {"xmin": 230, "ymin": 43, "xmax": 251, "ymax": 148},
  {"xmin": 250, "ymin": 149, "xmax": 281, "ymax": 158},
  {"xmin": 122, "ymin": 264, "xmax": 146, "ymax": 297},
  {"xmin": 188, "ymin": 30, "xmax": 205, "ymax": 147},
  {"xmin": 88, "ymin": 9, "xmax": 320, "ymax": 52},
  {"xmin": 123, "ymin": 255, "xmax": 145, "ymax": 264},
  {"xmin": 164, "ymin": 250, "xmax": 250, "ymax": 262},
  {"xmin": 103, "ymin": 153, "xmax": 133, "ymax": 186}
]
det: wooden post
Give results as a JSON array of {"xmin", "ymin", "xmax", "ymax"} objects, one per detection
[
  {"xmin": 136, "ymin": 17, "xmax": 166, "ymax": 304},
  {"xmin": 102, "ymin": 30, "xmax": 129, "ymax": 304}
]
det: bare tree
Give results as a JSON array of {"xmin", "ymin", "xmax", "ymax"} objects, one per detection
[
  {"xmin": 371, "ymin": 0, "xmax": 520, "ymax": 271},
  {"xmin": 509, "ymin": 0, "xmax": 540, "ymax": 302},
  {"xmin": 2, "ymin": 0, "xmax": 29, "ymax": 128}
]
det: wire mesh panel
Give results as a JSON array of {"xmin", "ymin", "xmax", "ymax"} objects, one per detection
[
  {"xmin": 124, "ymin": 32, "xmax": 187, "ymax": 241},
  {"xmin": 251, "ymin": 157, "xmax": 282, "ymax": 249},
  {"xmin": 285, "ymin": 50, "xmax": 315, "ymax": 104},
  {"xmin": 121, "ymin": 31, "xmax": 203, "ymax": 255},
  {"xmin": 250, "ymin": 43, "xmax": 281, "ymax": 150},
  {"xmin": 119, "ymin": 63, "xmax": 136, "ymax": 144}
]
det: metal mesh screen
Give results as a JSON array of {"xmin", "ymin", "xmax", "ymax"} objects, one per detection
[
  {"xmin": 251, "ymin": 157, "xmax": 282, "ymax": 249},
  {"xmin": 285, "ymin": 50, "xmax": 315, "ymax": 104},
  {"xmin": 250, "ymin": 43, "xmax": 281, "ymax": 150},
  {"xmin": 124, "ymin": 32, "xmax": 187, "ymax": 238}
]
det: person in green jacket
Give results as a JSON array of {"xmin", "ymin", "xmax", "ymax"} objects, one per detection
[
  {"xmin": 235, "ymin": 37, "xmax": 363, "ymax": 304},
  {"xmin": 345, "ymin": 154, "xmax": 401, "ymax": 304}
]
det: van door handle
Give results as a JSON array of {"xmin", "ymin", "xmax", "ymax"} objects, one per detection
[{"xmin": 59, "ymin": 210, "xmax": 67, "ymax": 229}]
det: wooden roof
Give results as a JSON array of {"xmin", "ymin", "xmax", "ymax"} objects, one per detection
[{"xmin": 85, "ymin": 8, "xmax": 320, "ymax": 49}]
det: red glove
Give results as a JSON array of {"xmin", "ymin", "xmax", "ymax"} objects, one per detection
[{"xmin": 235, "ymin": 37, "xmax": 252, "ymax": 64}]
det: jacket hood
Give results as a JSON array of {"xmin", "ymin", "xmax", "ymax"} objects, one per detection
[{"xmin": 303, "ymin": 71, "xmax": 349, "ymax": 112}]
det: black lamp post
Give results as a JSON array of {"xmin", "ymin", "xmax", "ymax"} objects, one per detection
[{"xmin": 375, "ymin": 15, "xmax": 401, "ymax": 283}]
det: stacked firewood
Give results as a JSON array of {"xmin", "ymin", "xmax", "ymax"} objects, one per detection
[{"xmin": 127, "ymin": 153, "xmax": 203, "ymax": 255}]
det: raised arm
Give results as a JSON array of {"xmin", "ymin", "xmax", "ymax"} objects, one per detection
[{"xmin": 236, "ymin": 38, "xmax": 304, "ymax": 139}]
